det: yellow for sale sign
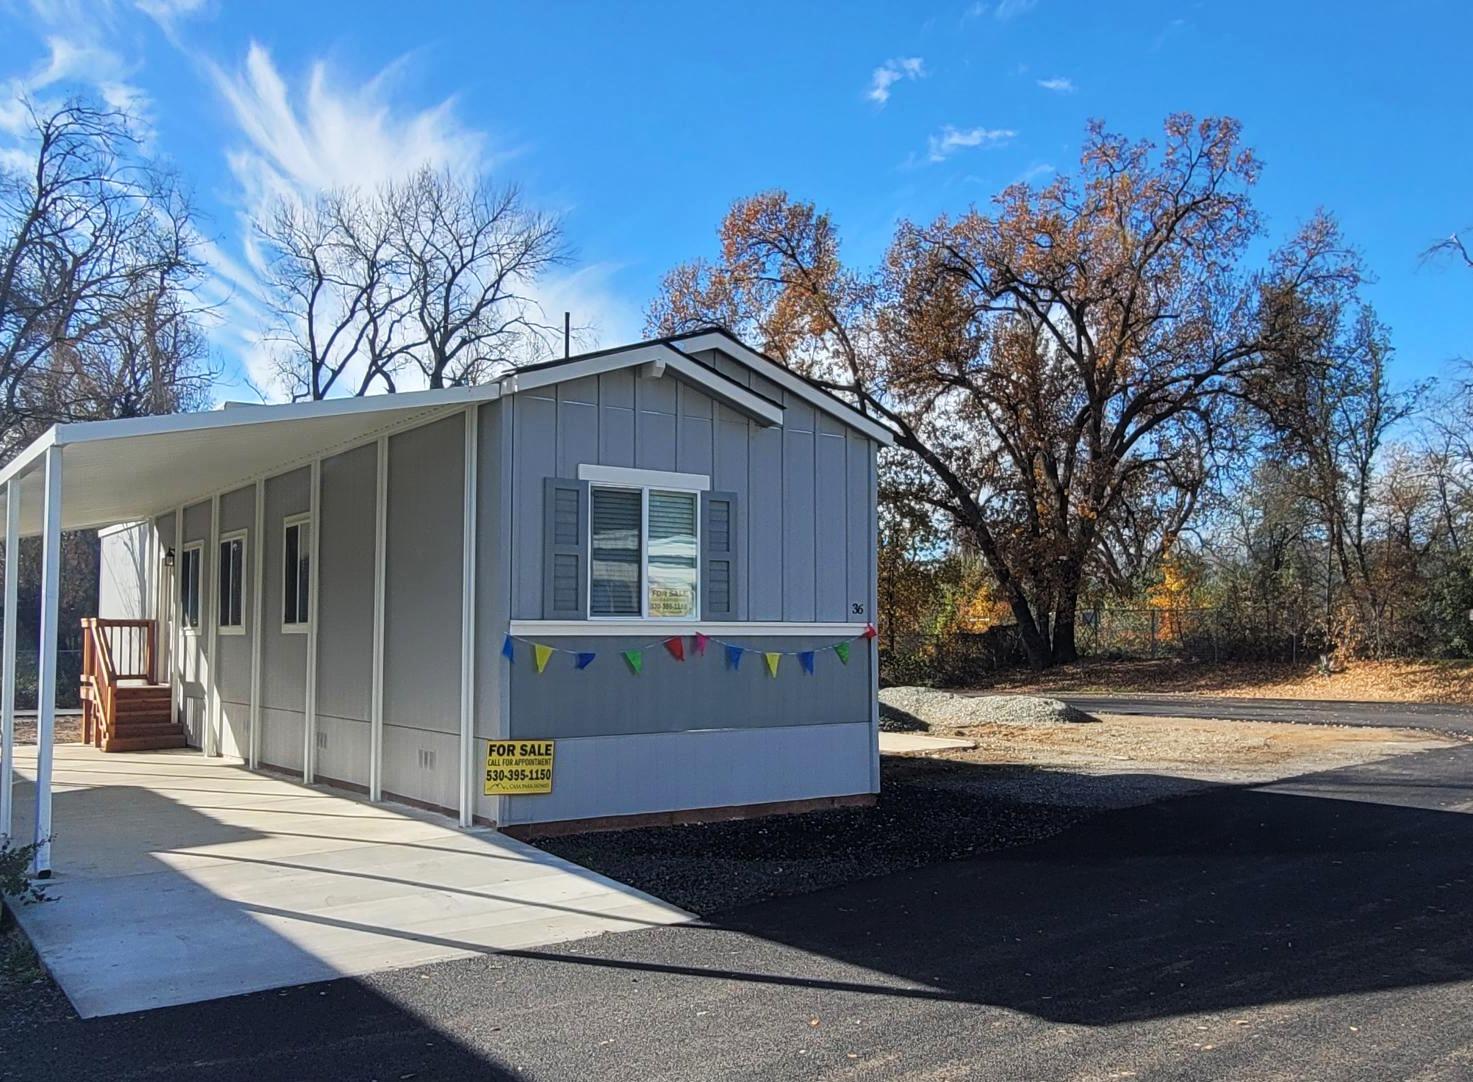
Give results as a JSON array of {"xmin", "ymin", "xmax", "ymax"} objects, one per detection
[{"xmin": 483, "ymin": 740, "xmax": 555, "ymax": 795}]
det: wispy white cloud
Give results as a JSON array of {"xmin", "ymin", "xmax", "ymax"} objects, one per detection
[
  {"xmin": 926, "ymin": 124, "xmax": 1016, "ymax": 162},
  {"xmin": 210, "ymin": 42, "xmax": 489, "ymax": 217},
  {"xmin": 1037, "ymin": 76, "xmax": 1074, "ymax": 93},
  {"xmin": 993, "ymin": 0, "xmax": 1038, "ymax": 18},
  {"xmin": 1, "ymin": 8, "xmax": 154, "ymax": 137},
  {"xmin": 866, "ymin": 56, "xmax": 926, "ymax": 106}
]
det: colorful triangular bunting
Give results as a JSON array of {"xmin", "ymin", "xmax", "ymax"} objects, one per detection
[
  {"xmin": 664, "ymin": 636, "xmax": 685, "ymax": 662},
  {"xmin": 575, "ymin": 651, "xmax": 596, "ymax": 670},
  {"xmin": 501, "ymin": 635, "xmax": 515, "ymax": 662},
  {"xmin": 725, "ymin": 643, "xmax": 744, "ymax": 670},
  {"xmin": 764, "ymin": 652, "xmax": 781, "ymax": 678},
  {"xmin": 623, "ymin": 649, "xmax": 644, "ymax": 675},
  {"xmin": 833, "ymin": 641, "xmax": 850, "ymax": 664},
  {"xmin": 533, "ymin": 643, "xmax": 554, "ymax": 673},
  {"xmin": 799, "ymin": 650, "xmax": 815, "ymax": 674},
  {"xmin": 693, "ymin": 632, "xmax": 710, "ymax": 656},
  {"xmin": 862, "ymin": 623, "xmax": 878, "ymax": 640}
]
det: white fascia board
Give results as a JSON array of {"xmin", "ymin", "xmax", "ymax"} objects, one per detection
[
  {"xmin": 506, "ymin": 344, "xmax": 784, "ymax": 427},
  {"xmin": 0, "ymin": 426, "xmax": 58, "ymax": 489},
  {"xmin": 51, "ymin": 382, "xmax": 504, "ymax": 450},
  {"xmin": 0, "ymin": 383, "xmax": 504, "ymax": 510},
  {"xmin": 669, "ymin": 332, "xmax": 896, "ymax": 446}
]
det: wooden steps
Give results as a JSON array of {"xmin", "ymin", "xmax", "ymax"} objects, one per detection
[
  {"xmin": 103, "ymin": 686, "xmax": 186, "ymax": 751},
  {"xmin": 82, "ymin": 617, "xmax": 189, "ymax": 752}
]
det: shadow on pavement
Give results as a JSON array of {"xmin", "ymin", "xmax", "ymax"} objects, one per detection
[{"xmin": 707, "ymin": 742, "xmax": 1473, "ymax": 1025}]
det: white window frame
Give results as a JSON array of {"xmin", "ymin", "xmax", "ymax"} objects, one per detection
[
  {"xmin": 217, "ymin": 529, "xmax": 248, "ymax": 636},
  {"xmin": 281, "ymin": 512, "xmax": 313, "ymax": 635},
  {"xmin": 179, "ymin": 541, "xmax": 204, "ymax": 636},
  {"xmin": 585, "ymin": 471, "xmax": 703, "ymax": 623}
]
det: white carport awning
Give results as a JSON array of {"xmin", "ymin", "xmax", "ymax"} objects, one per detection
[{"xmin": 0, "ymin": 383, "xmax": 504, "ymax": 536}]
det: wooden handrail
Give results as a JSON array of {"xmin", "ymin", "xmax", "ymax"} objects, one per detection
[{"xmin": 81, "ymin": 618, "xmax": 158, "ymax": 748}]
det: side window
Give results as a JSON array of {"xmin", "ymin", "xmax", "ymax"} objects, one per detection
[
  {"xmin": 282, "ymin": 515, "xmax": 311, "ymax": 632},
  {"xmin": 587, "ymin": 484, "xmax": 699, "ymax": 619},
  {"xmin": 590, "ymin": 487, "xmax": 641, "ymax": 616},
  {"xmin": 218, "ymin": 532, "xmax": 246, "ymax": 632},
  {"xmin": 179, "ymin": 543, "xmax": 202, "ymax": 632}
]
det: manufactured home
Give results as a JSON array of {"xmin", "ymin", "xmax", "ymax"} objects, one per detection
[{"xmin": 0, "ymin": 328, "xmax": 889, "ymax": 874}]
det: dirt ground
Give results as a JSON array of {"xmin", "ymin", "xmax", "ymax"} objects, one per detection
[
  {"xmin": 11, "ymin": 713, "xmax": 82, "ymax": 746},
  {"xmin": 901, "ymin": 711, "xmax": 1461, "ymax": 786},
  {"xmin": 979, "ymin": 656, "xmax": 1473, "ymax": 704}
]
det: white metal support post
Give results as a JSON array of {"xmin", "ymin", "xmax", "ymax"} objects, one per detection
[
  {"xmin": 248, "ymin": 480, "xmax": 264, "ymax": 770},
  {"xmin": 369, "ymin": 436, "xmax": 388, "ymax": 802},
  {"xmin": 32, "ymin": 445, "xmax": 62, "ymax": 876},
  {"xmin": 458, "ymin": 406, "xmax": 478, "ymax": 828},
  {"xmin": 0, "ymin": 479, "xmax": 19, "ymax": 843},
  {"xmin": 303, "ymin": 458, "xmax": 321, "ymax": 783},
  {"xmin": 204, "ymin": 493, "xmax": 221, "ymax": 756},
  {"xmin": 171, "ymin": 506, "xmax": 183, "ymax": 727}
]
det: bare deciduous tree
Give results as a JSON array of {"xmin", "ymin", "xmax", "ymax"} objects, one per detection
[
  {"xmin": 0, "ymin": 98, "xmax": 210, "ymax": 453},
  {"xmin": 255, "ymin": 166, "xmax": 567, "ymax": 399}
]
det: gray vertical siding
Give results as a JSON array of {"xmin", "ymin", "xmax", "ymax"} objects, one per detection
[
  {"xmin": 97, "ymin": 524, "xmax": 150, "ymax": 620},
  {"xmin": 259, "ymin": 467, "xmax": 309, "ymax": 772},
  {"xmin": 178, "ymin": 499, "xmax": 212, "ymax": 747},
  {"xmin": 215, "ymin": 485, "xmax": 255, "ymax": 758},
  {"xmin": 382, "ymin": 413, "xmax": 464, "ymax": 809},
  {"xmin": 509, "ymin": 362, "xmax": 875, "ymax": 622},
  {"xmin": 507, "ymin": 633, "xmax": 872, "ymax": 739},
  {"xmin": 315, "ymin": 442, "xmax": 377, "ymax": 787}
]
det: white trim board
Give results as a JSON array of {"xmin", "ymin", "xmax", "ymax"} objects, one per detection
[
  {"xmin": 577, "ymin": 464, "xmax": 711, "ymax": 491},
  {"xmin": 505, "ymin": 344, "xmax": 784, "ymax": 428},
  {"xmin": 668, "ymin": 331, "xmax": 895, "ymax": 446},
  {"xmin": 509, "ymin": 620, "xmax": 869, "ymax": 638}
]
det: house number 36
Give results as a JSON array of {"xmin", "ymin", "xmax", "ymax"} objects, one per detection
[{"xmin": 851, "ymin": 603, "xmax": 865, "ymax": 615}]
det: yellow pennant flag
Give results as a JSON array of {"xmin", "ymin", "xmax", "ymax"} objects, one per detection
[
  {"xmin": 764, "ymin": 651, "xmax": 781, "ymax": 678},
  {"xmin": 534, "ymin": 643, "xmax": 554, "ymax": 673}
]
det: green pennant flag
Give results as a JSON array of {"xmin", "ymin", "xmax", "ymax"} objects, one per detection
[
  {"xmin": 623, "ymin": 649, "xmax": 644, "ymax": 675},
  {"xmin": 833, "ymin": 641, "xmax": 850, "ymax": 665}
]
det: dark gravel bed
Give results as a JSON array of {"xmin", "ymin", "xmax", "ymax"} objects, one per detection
[{"xmin": 531, "ymin": 768, "xmax": 1092, "ymax": 916}]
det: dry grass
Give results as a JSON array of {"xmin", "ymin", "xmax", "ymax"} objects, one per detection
[{"xmin": 980, "ymin": 657, "xmax": 1473, "ymax": 704}]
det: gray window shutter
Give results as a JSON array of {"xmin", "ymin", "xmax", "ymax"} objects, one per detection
[
  {"xmin": 701, "ymin": 490, "xmax": 739, "ymax": 620},
  {"xmin": 543, "ymin": 478, "xmax": 588, "ymax": 618}
]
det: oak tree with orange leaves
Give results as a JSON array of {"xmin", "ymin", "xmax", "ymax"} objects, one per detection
[{"xmin": 649, "ymin": 115, "xmax": 1363, "ymax": 668}]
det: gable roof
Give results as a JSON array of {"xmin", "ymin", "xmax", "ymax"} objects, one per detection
[
  {"xmin": 516, "ymin": 327, "xmax": 895, "ymax": 446},
  {"xmin": 0, "ymin": 328, "xmax": 890, "ymax": 536}
]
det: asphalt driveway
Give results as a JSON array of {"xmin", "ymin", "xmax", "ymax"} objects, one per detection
[
  {"xmin": 5, "ymin": 706, "xmax": 1472, "ymax": 1080},
  {"xmin": 1056, "ymin": 692, "xmax": 1473, "ymax": 736}
]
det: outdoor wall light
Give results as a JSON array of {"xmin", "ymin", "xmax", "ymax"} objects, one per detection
[{"xmin": 164, "ymin": 547, "xmax": 175, "ymax": 568}]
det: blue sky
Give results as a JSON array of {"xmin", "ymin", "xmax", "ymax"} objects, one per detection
[{"xmin": 3, "ymin": 0, "xmax": 1469, "ymax": 399}]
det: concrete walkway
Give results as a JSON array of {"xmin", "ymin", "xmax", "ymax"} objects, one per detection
[
  {"xmin": 6, "ymin": 745, "xmax": 689, "ymax": 1018},
  {"xmin": 877, "ymin": 731, "xmax": 977, "ymax": 753}
]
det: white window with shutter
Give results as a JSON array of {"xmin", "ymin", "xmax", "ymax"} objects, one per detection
[
  {"xmin": 543, "ymin": 465, "xmax": 738, "ymax": 623},
  {"xmin": 588, "ymin": 484, "xmax": 700, "ymax": 620}
]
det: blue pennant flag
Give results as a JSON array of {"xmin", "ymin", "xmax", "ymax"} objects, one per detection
[
  {"xmin": 799, "ymin": 650, "xmax": 816, "ymax": 674},
  {"xmin": 501, "ymin": 635, "xmax": 515, "ymax": 662},
  {"xmin": 575, "ymin": 651, "xmax": 596, "ymax": 670},
  {"xmin": 725, "ymin": 643, "xmax": 744, "ymax": 670}
]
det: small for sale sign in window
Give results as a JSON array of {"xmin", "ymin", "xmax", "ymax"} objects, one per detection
[{"xmin": 483, "ymin": 740, "xmax": 555, "ymax": 795}]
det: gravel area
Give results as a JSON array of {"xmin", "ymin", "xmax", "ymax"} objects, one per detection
[
  {"xmin": 533, "ymin": 760, "xmax": 1089, "ymax": 917},
  {"xmin": 879, "ymin": 686, "xmax": 1097, "ymax": 731}
]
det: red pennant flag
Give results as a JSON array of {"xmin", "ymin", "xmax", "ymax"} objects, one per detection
[
  {"xmin": 664, "ymin": 636, "xmax": 686, "ymax": 661},
  {"xmin": 862, "ymin": 623, "xmax": 878, "ymax": 640},
  {"xmin": 693, "ymin": 632, "xmax": 710, "ymax": 656}
]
